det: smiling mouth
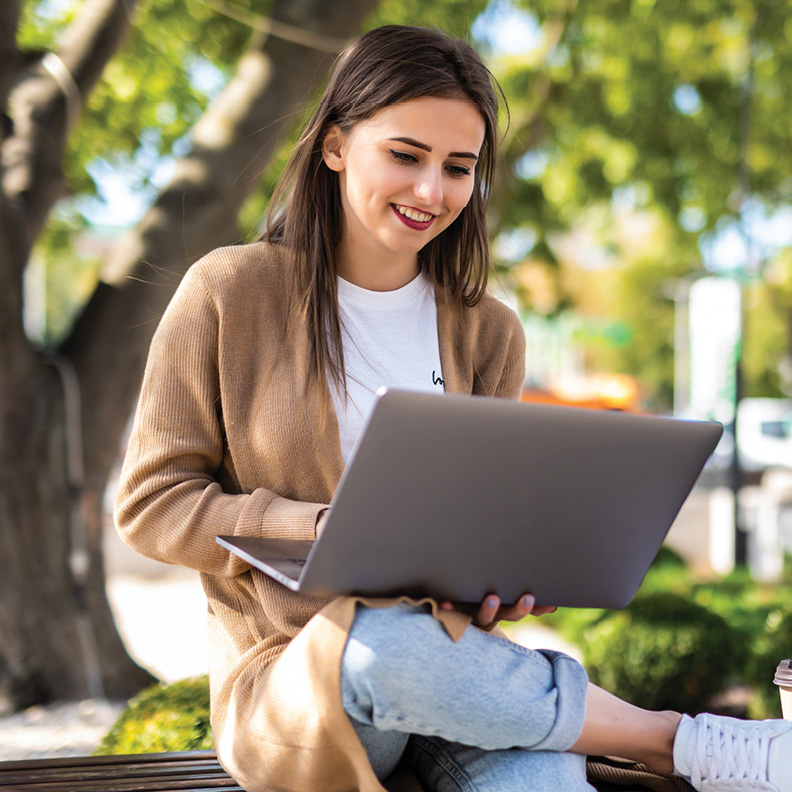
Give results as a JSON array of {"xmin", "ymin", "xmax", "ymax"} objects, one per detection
[{"xmin": 392, "ymin": 204, "xmax": 436, "ymax": 230}]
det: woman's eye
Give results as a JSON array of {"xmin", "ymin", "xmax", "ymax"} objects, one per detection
[
  {"xmin": 447, "ymin": 165, "xmax": 471, "ymax": 177},
  {"xmin": 389, "ymin": 149, "xmax": 417, "ymax": 164}
]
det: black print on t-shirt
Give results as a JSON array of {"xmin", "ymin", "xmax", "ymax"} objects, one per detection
[{"xmin": 432, "ymin": 370, "xmax": 444, "ymax": 386}]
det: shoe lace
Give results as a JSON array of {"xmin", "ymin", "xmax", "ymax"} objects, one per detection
[{"xmin": 690, "ymin": 714, "xmax": 779, "ymax": 791}]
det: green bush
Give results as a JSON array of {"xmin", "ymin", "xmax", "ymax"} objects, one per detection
[
  {"xmin": 747, "ymin": 608, "xmax": 792, "ymax": 719},
  {"xmin": 764, "ymin": 610, "xmax": 792, "ymax": 684},
  {"xmin": 581, "ymin": 592, "xmax": 746, "ymax": 715},
  {"xmin": 96, "ymin": 676, "xmax": 213, "ymax": 755}
]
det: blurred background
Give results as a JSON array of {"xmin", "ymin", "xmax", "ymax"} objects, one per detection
[{"xmin": 1, "ymin": 0, "xmax": 791, "ymax": 759}]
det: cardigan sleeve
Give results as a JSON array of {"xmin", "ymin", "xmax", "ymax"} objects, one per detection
[{"xmin": 114, "ymin": 263, "xmax": 326, "ymax": 577}]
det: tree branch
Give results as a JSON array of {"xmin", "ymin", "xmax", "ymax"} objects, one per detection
[
  {"xmin": 0, "ymin": 1, "xmax": 24, "ymax": 118},
  {"xmin": 3, "ymin": 0, "xmax": 137, "ymax": 246},
  {"xmin": 202, "ymin": 0, "xmax": 353, "ymax": 53}
]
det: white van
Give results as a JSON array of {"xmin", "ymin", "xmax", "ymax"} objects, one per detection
[{"xmin": 737, "ymin": 398, "xmax": 792, "ymax": 471}]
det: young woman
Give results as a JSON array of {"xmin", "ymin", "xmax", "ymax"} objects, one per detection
[{"xmin": 115, "ymin": 25, "xmax": 791, "ymax": 792}]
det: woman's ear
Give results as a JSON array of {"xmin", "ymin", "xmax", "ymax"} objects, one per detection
[{"xmin": 322, "ymin": 125, "xmax": 346, "ymax": 172}]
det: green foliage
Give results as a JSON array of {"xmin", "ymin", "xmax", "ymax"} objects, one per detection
[
  {"xmin": 583, "ymin": 592, "xmax": 745, "ymax": 714},
  {"xmin": 743, "ymin": 264, "xmax": 792, "ymax": 398},
  {"xmin": 689, "ymin": 563, "xmax": 792, "ymax": 718},
  {"xmin": 751, "ymin": 609, "xmax": 792, "ymax": 719},
  {"xmin": 487, "ymin": 0, "xmax": 792, "ymax": 406},
  {"xmin": 96, "ymin": 676, "xmax": 213, "ymax": 755},
  {"xmin": 367, "ymin": 0, "xmax": 490, "ymax": 38},
  {"xmin": 499, "ymin": 0, "xmax": 792, "ymax": 232},
  {"xmin": 544, "ymin": 548, "xmax": 792, "ymax": 716},
  {"xmin": 18, "ymin": 0, "xmax": 76, "ymax": 48}
]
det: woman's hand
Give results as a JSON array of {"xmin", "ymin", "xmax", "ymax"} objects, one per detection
[{"xmin": 440, "ymin": 593, "xmax": 557, "ymax": 624}]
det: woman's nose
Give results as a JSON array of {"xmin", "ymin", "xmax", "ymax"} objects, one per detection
[{"xmin": 413, "ymin": 169, "xmax": 443, "ymax": 205}]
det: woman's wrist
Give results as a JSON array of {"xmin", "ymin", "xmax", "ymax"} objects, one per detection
[{"xmin": 315, "ymin": 508, "xmax": 330, "ymax": 537}]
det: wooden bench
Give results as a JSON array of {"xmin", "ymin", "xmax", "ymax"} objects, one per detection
[
  {"xmin": 0, "ymin": 750, "xmax": 243, "ymax": 791},
  {"xmin": 0, "ymin": 751, "xmax": 691, "ymax": 792}
]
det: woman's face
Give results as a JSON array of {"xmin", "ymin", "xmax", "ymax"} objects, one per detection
[{"xmin": 322, "ymin": 95, "xmax": 486, "ymax": 289}]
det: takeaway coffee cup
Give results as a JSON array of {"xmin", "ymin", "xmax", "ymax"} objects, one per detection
[{"xmin": 774, "ymin": 659, "xmax": 792, "ymax": 720}]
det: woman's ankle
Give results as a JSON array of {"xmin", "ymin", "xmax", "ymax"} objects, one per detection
[
  {"xmin": 571, "ymin": 684, "xmax": 683, "ymax": 772},
  {"xmin": 640, "ymin": 710, "xmax": 683, "ymax": 775}
]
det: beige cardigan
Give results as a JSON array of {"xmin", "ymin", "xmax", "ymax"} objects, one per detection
[{"xmin": 115, "ymin": 242, "xmax": 526, "ymax": 792}]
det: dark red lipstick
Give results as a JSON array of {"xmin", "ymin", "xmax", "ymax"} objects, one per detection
[{"xmin": 391, "ymin": 204, "xmax": 436, "ymax": 231}]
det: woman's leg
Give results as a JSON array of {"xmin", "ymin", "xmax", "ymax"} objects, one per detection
[
  {"xmin": 347, "ymin": 724, "xmax": 592, "ymax": 792},
  {"xmin": 343, "ymin": 604, "xmax": 792, "ymax": 792},
  {"xmin": 342, "ymin": 601, "xmax": 681, "ymax": 777},
  {"xmin": 571, "ymin": 683, "xmax": 681, "ymax": 774},
  {"xmin": 341, "ymin": 604, "xmax": 589, "ymax": 754},
  {"xmin": 343, "ymin": 603, "xmax": 679, "ymax": 772},
  {"xmin": 406, "ymin": 735, "xmax": 591, "ymax": 792}
]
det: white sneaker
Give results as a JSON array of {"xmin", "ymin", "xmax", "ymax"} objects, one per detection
[{"xmin": 673, "ymin": 713, "xmax": 792, "ymax": 791}]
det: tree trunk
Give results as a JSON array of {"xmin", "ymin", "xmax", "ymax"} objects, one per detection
[
  {"xmin": 0, "ymin": 0, "xmax": 380, "ymax": 711},
  {"xmin": 0, "ymin": 0, "xmax": 152, "ymax": 713},
  {"xmin": 0, "ymin": 355, "xmax": 154, "ymax": 713}
]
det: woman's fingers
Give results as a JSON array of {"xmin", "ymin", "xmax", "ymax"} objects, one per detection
[
  {"xmin": 444, "ymin": 594, "xmax": 557, "ymax": 623},
  {"xmin": 496, "ymin": 594, "xmax": 536, "ymax": 622},
  {"xmin": 476, "ymin": 593, "xmax": 537, "ymax": 623},
  {"xmin": 475, "ymin": 594, "xmax": 501, "ymax": 623}
]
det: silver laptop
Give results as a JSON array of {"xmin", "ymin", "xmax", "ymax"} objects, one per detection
[{"xmin": 217, "ymin": 389, "xmax": 722, "ymax": 609}]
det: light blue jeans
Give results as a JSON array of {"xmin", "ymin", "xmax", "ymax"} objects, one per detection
[{"xmin": 341, "ymin": 603, "xmax": 594, "ymax": 791}]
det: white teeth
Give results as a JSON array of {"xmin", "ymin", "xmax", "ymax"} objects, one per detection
[{"xmin": 395, "ymin": 205, "xmax": 433, "ymax": 223}]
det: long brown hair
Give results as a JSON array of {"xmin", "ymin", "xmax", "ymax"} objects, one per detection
[{"xmin": 262, "ymin": 25, "xmax": 506, "ymax": 400}]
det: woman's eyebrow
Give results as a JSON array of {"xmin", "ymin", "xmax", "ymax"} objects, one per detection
[{"xmin": 388, "ymin": 136, "xmax": 479, "ymax": 161}]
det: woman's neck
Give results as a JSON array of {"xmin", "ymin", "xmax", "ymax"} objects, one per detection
[{"xmin": 335, "ymin": 239, "xmax": 419, "ymax": 292}]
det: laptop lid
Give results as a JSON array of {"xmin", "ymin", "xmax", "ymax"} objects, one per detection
[{"xmin": 220, "ymin": 389, "xmax": 722, "ymax": 609}]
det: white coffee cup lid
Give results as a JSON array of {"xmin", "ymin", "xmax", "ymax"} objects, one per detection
[{"xmin": 774, "ymin": 659, "xmax": 792, "ymax": 686}]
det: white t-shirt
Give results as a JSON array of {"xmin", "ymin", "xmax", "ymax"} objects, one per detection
[{"xmin": 330, "ymin": 271, "xmax": 445, "ymax": 462}]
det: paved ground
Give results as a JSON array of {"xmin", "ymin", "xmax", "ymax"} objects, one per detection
[{"xmin": 0, "ymin": 699, "xmax": 126, "ymax": 761}]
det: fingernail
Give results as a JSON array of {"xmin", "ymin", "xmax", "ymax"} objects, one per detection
[
  {"xmin": 487, "ymin": 596, "xmax": 499, "ymax": 608},
  {"xmin": 522, "ymin": 595, "xmax": 535, "ymax": 608}
]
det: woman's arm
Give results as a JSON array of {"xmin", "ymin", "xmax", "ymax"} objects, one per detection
[{"xmin": 114, "ymin": 262, "xmax": 326, "ymax": 577}]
